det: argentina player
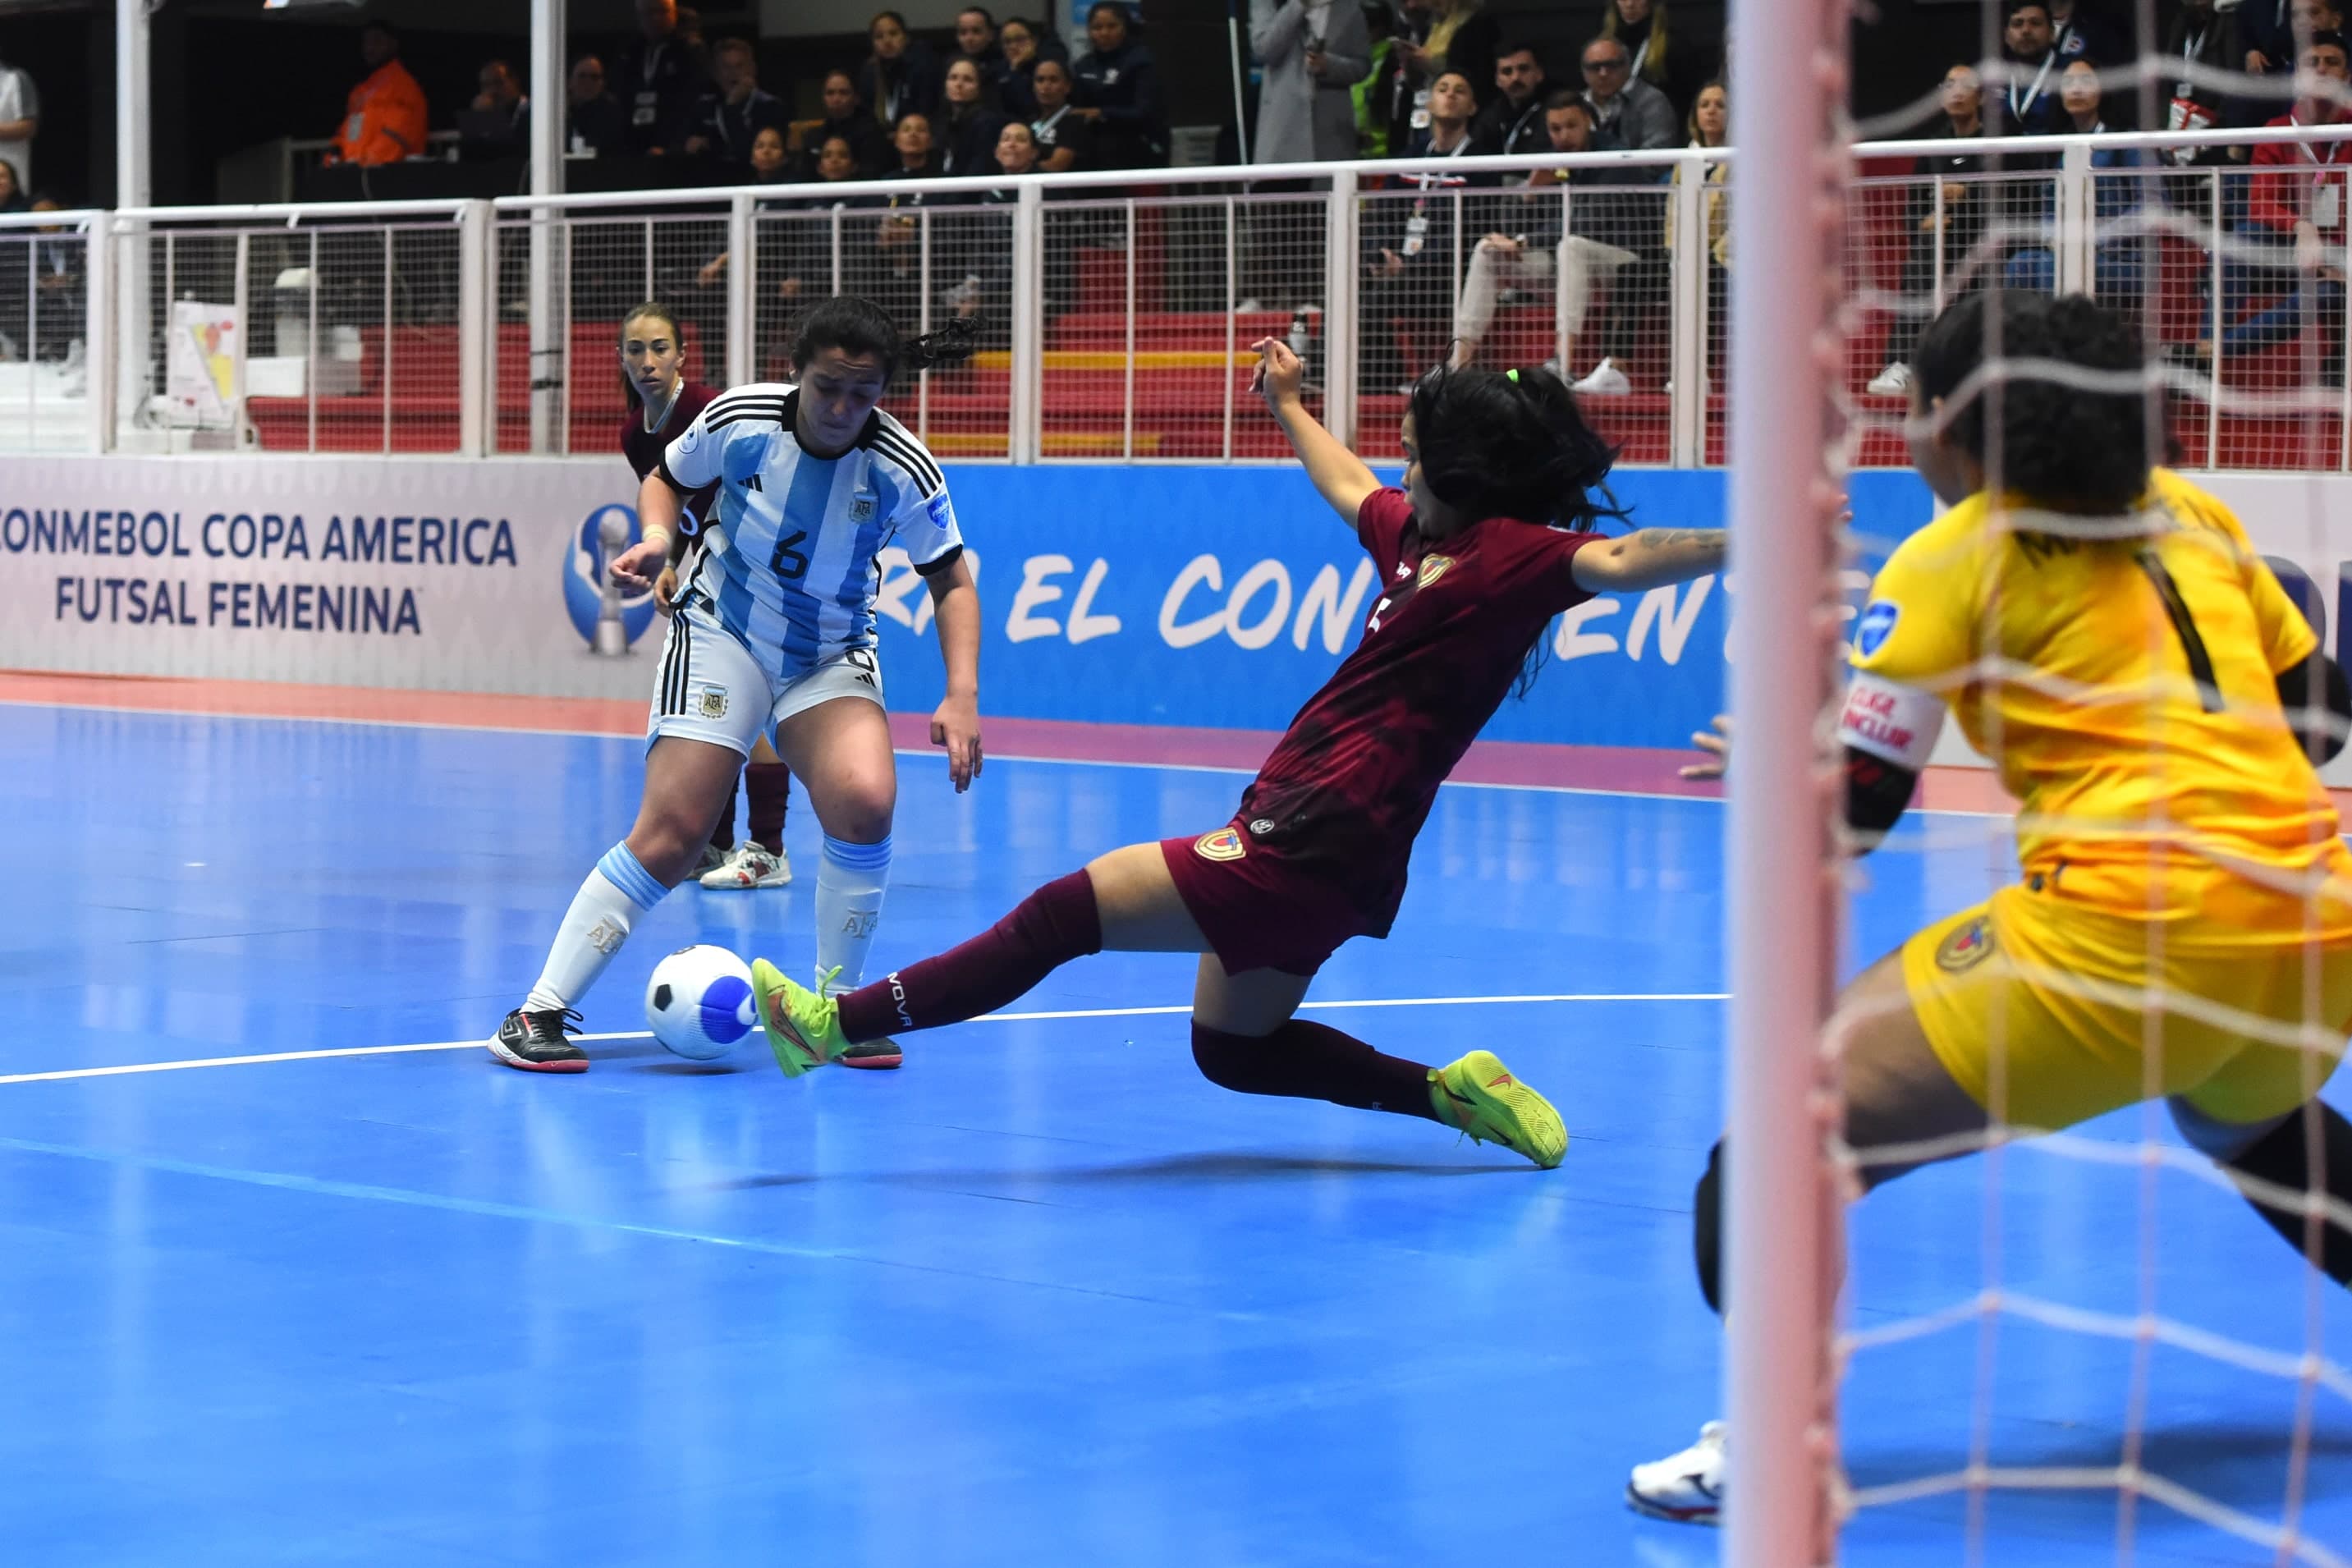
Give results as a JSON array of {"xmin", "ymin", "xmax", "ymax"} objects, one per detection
[{"xmin": 491, "ymin": 299, "xmax": 981, "ymax": 1073}]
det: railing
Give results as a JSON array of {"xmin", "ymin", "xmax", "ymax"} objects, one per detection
[{"xmin": 11, "ymin": 125, "xmax": 2352, "ymax": 470}]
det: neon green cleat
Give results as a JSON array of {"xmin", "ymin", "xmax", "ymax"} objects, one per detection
[
  {"xmin": 1429, "ymin": 1049, "xmax": 1568, "ymax": 1169},
  {"xmin": 752, "ymin": 959, "xmax": 852, "ymax": 1078}
]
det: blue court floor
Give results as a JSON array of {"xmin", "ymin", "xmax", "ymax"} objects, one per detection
[{"xmin": 3, "ymin": 699, "xmax": 2349, "ymax": 1566}]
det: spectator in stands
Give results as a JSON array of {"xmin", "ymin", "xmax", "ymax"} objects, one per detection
[
  {"xmin": 1669, "ymin": 80, "xmax": 1731, "ymax": 384},
  {"xmin": 1251, "ymin": 0, "xmax": 1373, "ymax": 165},
  {"xmin": 2003, "ymin": 59, "xmax": 2147, "ymax": 302},
  {"xmin": 775, "ymin": 135, "xmax": 872, "ymax": 314},
  {"xmin": 956, "ymin": 7, "xmax": 1012, "ymax": 103},
  {"xmin": 1602, "ymin": 0, "xmax": 1708, "ymax": 119},
  {"xmin": 1993, "ymin": 0, "xmax": 2070, "ymax": 140},
  {"xmin": 2235, "ymin": 0, "xmax": 2341, "ymax": 124},
  {"xmin": 939, "ymin": 121, "xmax": 1036, "ymax": 336},
  {"xmin": 863, "ymin": 113, "xmax": 944, "ymax": 316},
  {"xmin": 617, "ymin": 0, "xmax": 711, "ymax": 157},
  {"xmin": 687, "ymin": 38, "xmax": 788, "ymax": 172},
  {"xmin": 861, "ymin": 11, "xmax": 946, "ymax": 137},
  {"xmin": 0, "ymin": 164, "xmax": 24, "ymax": 361},
  {"xmin": 1448, "ymin": 94, "xmax": 1639, "ymax": 373},
  {"xmin": 803, "ymin": 69, "xmax": 887, "ymax": 178},
  {"xmin": 1474, "ymin": 41, "xmax": 1552, "ymax": 157},
  {"xmin": 1074, "ymin": 3, "xmax": 1169, "ymax": 167},
  {"xmin": 2048, "ymin": 0, "xmax": 2128, "ymax": 69},
  {"xmin": 0, "ymin": 46, "xmax": 34, "ymax": 195},
  {"xmin": 1360, "ymin": 69, "xmax": 1497, "ymax": 392},
  {"xmin": 1867, "ymin": 65, "xmax": 1992, "ymax": 396},
  {"xmin": 328, "ymin": 21, "xmax": 428, "ymax": 167},
  {"xmin": 939, "ymin": 57, "xmax": 1010, "ymax": 176},
  {"xmin": 995, "ymin": 16, "xmax": 1065, "ymax": 120},
  {"xmin": 28, "ymin": 195, "xmax": 80, "ymax": 369},
  {"xmin": 1355, "ymin": 2, "xmax": 1400, "ymax": 158},
  {"xmin": 0, "ymin": 161, "xmax": 25, "ymax": 213},
  {"xmin": 2162, "ymin": 0, "xmax": 2237, "ymax": 158},
  {"xmin": 1378, "ymin": 0, "xmax": 1499, "ymax": 156},
  {"xmin": 464, "ymin": 60, "xmax": 530, "ymax": 160},
  {"xmin": 567, "ymin": 55, "xmax": 630, "ymax": 160},
  {"xmin": 2180, "ymin": 30, "xmax": 2352, "ymax": 378},
  {"xmin": 1579, "ymin": 34, "xmax": 1676, "ymax": 150},
  {"xmin": 695, "ymin": 126, "xmax": 799, "ymax": 285},
  {"xmin": 1029, "ymin": 57, "xmax": 1097, "ymax": 171}
]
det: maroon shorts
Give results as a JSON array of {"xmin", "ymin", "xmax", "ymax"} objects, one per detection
[{"xmin": 1158, "ymin": 820, "xmax": 1377, "ymax": 978}]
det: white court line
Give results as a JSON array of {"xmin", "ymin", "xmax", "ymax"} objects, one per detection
[{"xmin": 0, "ymin": 991, "xmax": 1726, "ymax": 1086}]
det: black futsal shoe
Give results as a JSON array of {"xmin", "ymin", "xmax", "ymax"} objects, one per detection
[{"xmin": 488, "ymin": 1007, "xmax": 589, "ymax": 1074}]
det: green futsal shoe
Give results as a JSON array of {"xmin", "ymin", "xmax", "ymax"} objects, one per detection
[
  {"xmin": 751, "ymin": 960, "xmax": 850, "ymax": 1077},
  {"xmin": 1429, "ymin": 1049, "xmax": 1569, "ymax": 1169}
]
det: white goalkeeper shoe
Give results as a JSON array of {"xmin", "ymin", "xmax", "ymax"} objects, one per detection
[{"xmin": 1625, "ymin": 1420, "xmax": 1726, "ymax": 1525}]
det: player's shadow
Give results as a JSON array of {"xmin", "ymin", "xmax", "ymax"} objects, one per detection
[
  {"xmin": 896, "ymin": 1151, "xmax": 1528, "ymax": 1185},
  {"xmin": 638, "ymin": 1059, "xmax": 753, "ymax": 1076}
]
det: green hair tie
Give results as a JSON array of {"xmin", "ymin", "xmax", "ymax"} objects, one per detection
[{"xmin": 1506, "ymin": 369, "xmax": 1520, "ymax": 383}]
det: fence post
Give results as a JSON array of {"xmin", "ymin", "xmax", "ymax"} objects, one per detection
[
  {"xmin": 2055, "ymin": 140, "xmax": 2092, "ymax": 296},
  {"xmin": 529, "ymin": 211, "xmax": 560, "ymax": 453},
  {"xmin": 1669, "ymin": 151, "xmax": 1708, "ymax": 467},
  {"xmin": 1011, "ymin": 181, "xmax": 1043, "ymax": 463},
  {"xmin": 1323, "ymin": 168, "xmax": 1359, "ymax": 451},
  {"xmin": 85, "ymin": 215, "xmax": 114, "ymax": 453},
  {"xmin": 727, "ymin": 190, "xmax": 754, "ymax": 387},
  {"xmin": 457, "ymin": 199, "xmax": 492, "ymax": 456}
]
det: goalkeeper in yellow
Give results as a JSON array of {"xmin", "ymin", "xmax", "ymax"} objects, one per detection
[{"xmin": 1630, "ymin": 290, "xmax": 2352, "ymax": 1524}]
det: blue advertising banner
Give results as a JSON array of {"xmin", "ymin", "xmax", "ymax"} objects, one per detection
[{"xmin": 871, "ymin": 465, "xmax": 1941, "ymax": 749}]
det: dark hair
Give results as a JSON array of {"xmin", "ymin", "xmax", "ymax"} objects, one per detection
[
  {"xmin": 961, "ymin": 5, "xmax": 996, "ymax": 22},
  {"xmin": 1911, "ymin": 290, "xmax": 2148, "ymax": 514},
  {"xmin": 1497, "ymin": 39, "xmax": 1543, "ymax": 64},
  {"xmin": 790, "ymin": 297, "xmax": 978, "ymax": 383},
  {"xmin": 870, "ymin": 8, "xmax": 909, "ymax": 30},
  {"xmin": 1088, "ymin": 2, "xmax": 1136, "ymax": 31},
  {"xmin": 714, "ymin": 35, "xmax": 755, "ymax": 60},
  {"xmin": 2002, "ymin": 0, "xmax": 2052, "ymax": 21},
  {"xmin": 1543, "ymin": 87, "xmax": 1589, "ymax": 116},
  {"xmin": 1407, "ymin": 364, "xmax": 1624, "ymax": 694},
  {"xmin": 361, "ymin": 19, "xmax": 397, "ymax": 40},
  {"xmin": 2310, "ymin": 26, "xmax": 2350, "ymax": 53},
  {"xmin": 618, "ymin": 301, "xmax": 685, "ymax": 409}
]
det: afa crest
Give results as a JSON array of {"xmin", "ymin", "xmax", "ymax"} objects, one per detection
[
  {"xmin": 697, "ymin": 685, "xmax": 730, "ymax": 719},
  {"xmin": 1194, "ymin": 828, "xmax": 1247, "ymax": 862},
  {"xmin": 1934, "ymin": 914, "xmax": 1996, "ymax": 972},
  {"xmin": 848, "ymin": 494, "xmax": 877, "ymax": 523}
]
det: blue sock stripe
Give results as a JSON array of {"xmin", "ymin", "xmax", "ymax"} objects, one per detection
[
  {"xmin": 820, "ymin": 833, "xmax": 894, "ymax": 871},
  {"xmin": 596, "ymin": 843, "xmax": 667, "ymax": 910}
]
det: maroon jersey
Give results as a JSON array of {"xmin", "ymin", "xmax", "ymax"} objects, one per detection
[
  {"xmin": 620, "ymin": 380, "xmax": 721, "ymax": 529},
  {"xmin": 1236, "ymin": 487, "xmax": 1599, "ymax": 932}
]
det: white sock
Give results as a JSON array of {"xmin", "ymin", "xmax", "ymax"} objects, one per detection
[
  {"xmin": 815, "ymin": 832, "xmax": 892, "ymax": 994},
  {"xmin": 523, "ymin": 843, "xmax": 667, "ymax": 1012}
]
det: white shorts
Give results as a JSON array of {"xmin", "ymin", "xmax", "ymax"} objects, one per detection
[{"xmin": 644, "ymin": 603, "xmax": 886, "ymax": 757}]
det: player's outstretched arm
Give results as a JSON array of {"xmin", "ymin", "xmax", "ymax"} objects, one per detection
[
  {"xmin": 1249, "ymin": 337, "xmax": 1382, "ymax": 528},
  {"xmin": 925, "ymin": 553, "xmax": 984, "ymax": 792},
  {"xmin": 1570, "ymin": 527, "xmax": 1728, "ymax": 593},
  {"xmin": 612, "ymin": 469, "xmax": 685, "ymax": 590}
]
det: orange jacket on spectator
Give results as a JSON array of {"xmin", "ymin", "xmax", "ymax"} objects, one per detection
[
  {"xmin": 331, "ymin": 60, "xmax": 429, "ymax": 166},
  {"xmin": 2247, "ymin": 107, "xmax": 2352, "ymax": 234}
]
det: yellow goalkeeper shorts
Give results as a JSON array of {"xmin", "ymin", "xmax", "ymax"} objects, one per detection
[{"xmin": 1900, "ymin": 878, "xmax": 2352, "ymax": 1131}]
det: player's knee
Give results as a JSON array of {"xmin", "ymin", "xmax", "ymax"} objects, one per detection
[
  {"xmin": 816, "ymin": 779, "xmax": 896, "ymax": 845},
  {"xmin": 1694, "ymin": 1139, "xmax": 1725, "ymax": 1316},
  {"xmin": 2168, "ymin": 1095, "xmax": 2290, "ymax": 1164},
  {"xmin": 1190, "ymin": 1021, "xmax": 1258, "ymax": 1093}
]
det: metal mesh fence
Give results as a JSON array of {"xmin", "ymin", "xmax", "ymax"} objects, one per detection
[{"xmin": 22, "ymin": 142, "xmax": 2352, "ymax": 470}]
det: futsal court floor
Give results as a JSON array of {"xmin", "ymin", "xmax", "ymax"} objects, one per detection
[{"xmin": 4, "ymin": 681, "xmax": 2350, "ymax": 1566}]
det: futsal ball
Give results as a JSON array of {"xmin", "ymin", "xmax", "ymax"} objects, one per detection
[{"xmin": 644, "ymin": 945, "xmax": 758, "ymax": 1061}]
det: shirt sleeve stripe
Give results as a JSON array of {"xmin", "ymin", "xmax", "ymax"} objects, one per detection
[{"xmin": 873, "ymin": 427, "xmax": 946, "ymax": 496}]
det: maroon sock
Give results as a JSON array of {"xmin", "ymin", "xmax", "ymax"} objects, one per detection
[
  {"xmin": 745, "ymin": 763, "xmax": 790, "ymax": 853},
  {"xmin": 708, "ymin": 777, "xmax": 738, "ymax": 854},
  {"xmin": 1190, "ymin": 1019, "xmax": 1438, "ymax": 1121},
  {"xmin": 837, "ymin": 868, "xmax": 1102, "ymax": 1042}
]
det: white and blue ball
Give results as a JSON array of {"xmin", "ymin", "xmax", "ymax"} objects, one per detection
[{"xmin": 644, "ymin": 944, "xmax": 758, "ymax": 1061}]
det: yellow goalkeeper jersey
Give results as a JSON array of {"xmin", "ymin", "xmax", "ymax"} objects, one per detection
[{"xmin": 1850, "ymin": 467, "xmax": 2347, "ymax": 922}]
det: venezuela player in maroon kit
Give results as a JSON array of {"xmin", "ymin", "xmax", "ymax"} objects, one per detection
[
  {"xmin": 752, "ymin": 337, "xmax": 1727, "ymax": 1164},
  {"xmin": 617, "ymin": 301, "xmax": 796, "ymax": 893}
]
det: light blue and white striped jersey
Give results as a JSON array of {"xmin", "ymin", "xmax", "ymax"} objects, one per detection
[{"xmin": 660, "ymin": 384, "xmax": 963, "ymax": 684}]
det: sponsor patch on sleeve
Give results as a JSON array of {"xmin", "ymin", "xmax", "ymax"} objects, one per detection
[
  {"xmin": 1854, "ymin": 599, "xmax": 1900, "ymax": 658},
  {"xmin": 927, "ymin": 493, "xmax": 954, "ymax": 530}
]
